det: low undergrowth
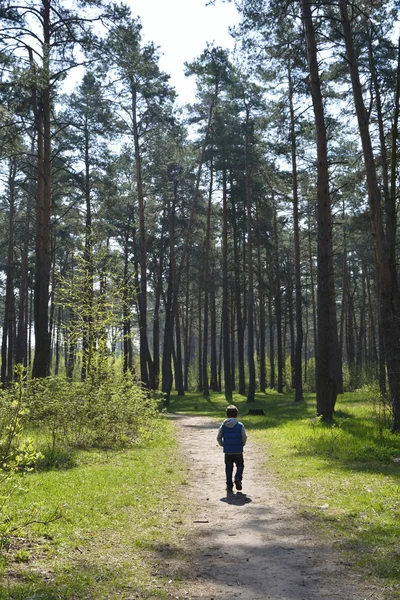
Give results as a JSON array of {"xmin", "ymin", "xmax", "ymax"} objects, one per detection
[
  {"xmin": 0, "ymin": 419, "xmax": 189, "ymax": 599},
  {"xmin": 170, "ymin": 388, "xmax": 400, "ymax": 599},
  {"xmin": 0, "ymin": 368, "xmax": 193, "ymax": 598}
]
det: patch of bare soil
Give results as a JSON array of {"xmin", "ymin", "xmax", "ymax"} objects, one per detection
[{"xmin": 170, "ymin": 413, "xmax": 384, "ymax": 600}]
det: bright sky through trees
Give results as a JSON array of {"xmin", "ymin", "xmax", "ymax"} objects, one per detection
[{"xmin": 127, "ymin": 0, "xmax": 240, "ymax": 104}]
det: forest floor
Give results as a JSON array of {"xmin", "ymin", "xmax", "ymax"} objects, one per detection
[{"xmin": 170, "ymin": 413, "xmax": 384, "ymax": 600}]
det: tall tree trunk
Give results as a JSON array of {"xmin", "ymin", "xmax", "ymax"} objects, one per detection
[
  {"xmin": 245, "ymin": 106, "xmax": 256, "ymax": 402},
  {"xmin": 81, "ymin": 120, "xmax": 94, "ymax": 381},
  {"xmin": 273, "ymin": 206, "xmax": 284, "ymax": 393},
  {"xmin": 222, "ymin": 166, "xmax": 232, "ymax": 401},
  {"xmin": 175, "ymin": 300, "xmax": 184, "ymax": 395},
  {"xmin": 356, "ymin": 273, "xmax": 366, "ymax": 382},
  {"xmin": 123, "ymin": 227, "xmax": 133, "ymax": 374},
  {"xmin": 202, "ymin": 157, "xmax": 213, "ymax": 397},
  {"xmin": 339, "ymin": 201, "xmax": 347, "ymax": 379},
  {"xmin": 198, "ymin": 285, "xmax": 203, "ymax": 392},
  {"xmin": 267, "ymin": 247, "xmax": 276, "ymax": 389},
  {"xmin": 302, "ymin": 0, "xmax": 340, "ymax": 420},
  {"xmin": 152, "ymin": 265, "xmax": 161, "ymax": 387},
  {"xmin": 339, "ymin": 0, "xmax": 400, "ymax": 430},
  {"xmin": 209, "ymin": 274, "xmax": 219, "ymax": 391},
  {"xmin": 54, "ymin": 305, "xmax": 61, "ymax": 376},
  {"xmin": 287, "ymin": 274, "xmax": 296, "ymax": 391},
  {"xmin": 230, "ymin": 293, "xmax": 236, "ymax": 390},
  {"xmin": 162, "ymin": 260, "xmax": 174, "ymax": 398},
  {"xmin": 131, "ymin": 83, "xmax": 153, "ymax": 388},
  {"xmin": 16, "ymin": 141, "xmax": 34, "ymax": 368},
  {"xmin": 48, "ymin": 243, "xmax": 56, "ymax": 373},
  {"xmin": 231, "ymin": 176, "xmax": 245, "ymax": 395},
  {"xmin": 1, "ymin": 159, "xmax": 16, "ymax": 385},
  {"xmin": 347, "ymin": 288, "xmax": 356, "ymax": 389},
  {"xmin": 257, "ymin": 241, "xmax": 266, "ymax": 394},
  {"xmin": 307, "ymin": 208, "xmax": 318, "ymax": 369},
  {"xmin": 365, "ymin": 261, "xmax": 378, "ymax": 382},
  {"xmin": 289, "ymin": 65, "xmax": 304, "ymax": 401},
  {"xmin": 31, "ymin": 12, "xmax": 52, "ymax": 378},
  {"xmin": 183, "ymin": 258, "xmax": 191, "ymax": 392}
]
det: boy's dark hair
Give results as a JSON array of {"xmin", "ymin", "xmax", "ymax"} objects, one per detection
[{"xmin": 226, "ymin": 404, "xmax": 238, "ymax": 418}]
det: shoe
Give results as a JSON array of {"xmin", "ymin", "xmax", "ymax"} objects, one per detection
[{"xmin": 235, "ymin": 480, "xmax": 242, "ymax": 491}]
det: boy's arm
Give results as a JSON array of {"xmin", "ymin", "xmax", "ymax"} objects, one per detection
[
  {"xmin": 217, "ymin": 425, "xmax": 224, "ymax": 446},
  {"xmin": 241, "ymin": 424, "xmax": 248, "ymax": 446}
]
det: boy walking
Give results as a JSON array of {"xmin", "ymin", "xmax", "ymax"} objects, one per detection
[{"xmin": 217, "ymin": 405, "xmax": 247, "ymax": 492}]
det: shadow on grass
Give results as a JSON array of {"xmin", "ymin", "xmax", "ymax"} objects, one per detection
[
  {"xmin": 301, "ymin": 503, "xmax": 400, "ymax": 585},
  {"xmin": 0, "ymin": 556, "xmax": 171, "ymax": 600}
]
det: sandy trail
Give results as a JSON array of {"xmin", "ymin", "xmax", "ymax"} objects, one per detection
[{"xmin": 170, "ymin": 413, "xmax": 383, "ymax": 600}]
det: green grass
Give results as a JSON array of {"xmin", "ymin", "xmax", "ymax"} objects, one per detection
[
  {"xmin": 170, "ymin": 389, "xmax": 400, "ymax": 599},
  {"xmin": 0, "ymin": 418, "xmax": 189, "ymax": 599}
]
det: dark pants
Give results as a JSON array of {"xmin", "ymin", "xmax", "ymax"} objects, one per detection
[{"xmin": 225, "ymin": 453, "xmax": 244, "ymax": 488}]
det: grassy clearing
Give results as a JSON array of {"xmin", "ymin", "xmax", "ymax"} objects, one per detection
[
  {"xmin": 170, "ymin": 389, "xmax": 400, "ymax": 599},
  {"xmin": 0, "ymin": 418, "xmax": 189, "ymax": 600}
]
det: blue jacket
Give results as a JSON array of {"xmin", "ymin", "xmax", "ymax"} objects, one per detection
[{"xmin": 217, "ymin": 418, "xmax": 247, "ymax": 454}]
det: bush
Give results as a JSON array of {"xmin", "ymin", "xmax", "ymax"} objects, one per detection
[
  {"xmin": 24, "ymin": 372, "xmax": 161, "ymax": 462},
  {"xmin": 0, "ymin": 367, "xmax": 44, "ymax": 540},
  {"xmin": 0, "ymin": 367, "xmax": 43, "ymax": 473}
]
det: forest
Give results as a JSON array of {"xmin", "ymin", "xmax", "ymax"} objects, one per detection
[{"xmin": 1, "ymin": 0, "xmax": 400, "ymax": 431}]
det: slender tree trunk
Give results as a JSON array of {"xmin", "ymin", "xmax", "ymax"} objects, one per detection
[
  {"xmin": 152, "ymin": 268, "xmax": 161, "ymax": 387},
  {"xmin": 365, "ymin": 261, "xmax": 378, "ymax": 382},
  {"xmin": 16, "ymin": 141, "xmax": 34, "ymax": 368},
  {"xmin": 339, "ymin": 201, "xmax": 347, "ymax": 377},
  {"xmin": 347, "ymin": 288, "xmax": 356, "ymax": 388},
  {"xmin": 218, "ymin": 314, "xmax": 223, "ymax": 393},
  {"xmin": 289, "ymin": 66, "xmax": 304, "ymax": 401},
  {"xmin": 267, "ymin": 247, "xmax": 276, "ymax": 389},
  {"xmin": 123, "ymin": 232, "xmax": 133, "ymax": 374},
  {"xmin": 231, "ymin": 179, "xmax": 245, "ymax": 396},
  {"xmin": 339, "ymin": 0, "xmax": 400, "ymax": 430},
  {"xmin": 302, "ymin": 0, "xmax": 340, "ymax": 419},
  {"xmin": 230, "ymin": 294, "xmax": 236, "ymax": 391},
  {"xmin": 131, "ymin": 83, "xmax": 154, "ymax": 388},
  {"xmin": 307, "ymin": 208, "xmax": 318, "ymax": 368},
  {"xmin": 202, "ymin": 157, "xmax": 213, "ymax": 397},
  {"xmin": 198, "ymin": 285, "xmax": 203, "ymax": 392},
  {"xmin": 80, "ymin": 118, "xmax": 94, "ymax": 381},
  {"xmin": 48, "ymin": 244, "xmax": 56, "ymax": 373},
  {"xmin": 55, "ymin": 305, "xmax": 61, "ymax": 376},
  {"xmin": 257, "ymin": 241, "xmax": 266, "ymax": 393},
  {"xmin": 1, "ymin": 160, "xmax": 16, "ymax": 385},
  {"xmin": 209, "ymin": 275, "xmax": 219, "ymax": 391},
  {"xmin": 31, "ymin": 13, "xmax": 52, "ymax": 378},
  {"xmin": 273, "ymin": 206, "xmax": 283, "ymax": 393},
  {"xmin": 183, "ymin": 260, "xmax": 191, "ymax": 392},
  {"xmin": 162, "ymin": 261, "xmax": 174, "ymax": 397},
  {"xmin": 356, "ymin": 273, "xmax": 366, "ymax": 383},
  {"xmin": 245, "ymin": 107, "xmax": 256, "ymax": 402},
  {"xmin": 287, "ymin": 274, "xmax": 296, "ymax": 390},
  {"xmin": 222, "ymin": 166, "xmax": 232, "ymax": 401},
  {"xmin": 175, "ymin": 300, "xmax": 184, "ymax": 395}
]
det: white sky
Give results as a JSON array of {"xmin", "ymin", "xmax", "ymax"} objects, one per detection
[{"xmin": 126, "ymin": 0, "xmax": 240, "ymax": 105}]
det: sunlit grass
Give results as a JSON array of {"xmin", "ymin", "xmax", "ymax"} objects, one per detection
[
  {"xmin": 0, "ymin": 419, "xmax": 189, "ymax": 599},
  {"xmin": 170, "ymin": 389, "xmax": 400, "ymax": 598}
]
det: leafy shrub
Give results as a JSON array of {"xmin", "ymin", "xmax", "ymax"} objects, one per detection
[
  {"xmin": 23, "ymin": 372, "xmax": 160, "ymax": 464},
  {"xmin": 359, "ymin": 382, "xmax": 392, "ymax": 433},
  {"xmin": 0, "ymin": 367, "xmax": 43, "ymax": 474},
  {"xmin": 0, "ymin": 367, "xmax": 44, "ymax": 540}
]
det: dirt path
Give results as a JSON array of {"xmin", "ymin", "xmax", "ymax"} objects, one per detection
[{"xmin": 170, "ymin": 413, "xmax": 383, "ymax": 600}]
